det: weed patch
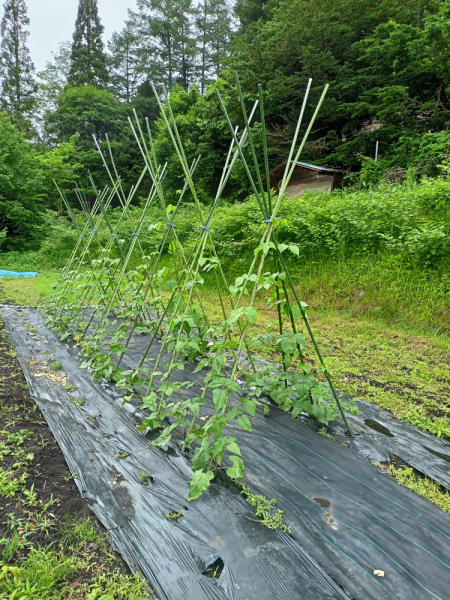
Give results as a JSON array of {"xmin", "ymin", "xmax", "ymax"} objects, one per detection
[
  {"xmin": 241, "ymin": 486, "xmax": 291, "ymax": 533},
  {"xmin": 383, "ymin": 463, "xmax": 450, "ymax": 514}
]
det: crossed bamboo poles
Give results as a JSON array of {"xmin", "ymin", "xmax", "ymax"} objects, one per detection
[{"xmin": 47, "ymin": 76, "xmax": 352, "ymax": 437}]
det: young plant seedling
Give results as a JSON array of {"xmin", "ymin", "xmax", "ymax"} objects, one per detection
[
  {"xmin": 138, "ymin": 472, "xmax": 149, "ymax": 485},
  {"xmin": 166, "ymin": 510, "xmax": 182, "ymax": 521},
  {"xmin": 72, "ymin": 397, "xmax": 87, "ymax": 406},
  {"xmin": 87, "ymin": 415, "xmax": 100, "ymax": 422},
  {"xmin": 115, "ymin": 451, "xmax": 130, "ymax": 460},
  {"xmin": 65, "ymin": 384, "xmax": 78, "ymax": 392}
]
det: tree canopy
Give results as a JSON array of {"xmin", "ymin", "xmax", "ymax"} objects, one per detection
[
  {"xmin": 2, "ymin": 0, "xmax": 450, "ymax": 248},
  {"xmin": 68, "ymin": 0, "xmax": 109, "ymax": 87},
  {"xmin": 0, "ymin": 0, "xmax": 36, "ymax": 130},
  {"xmin": 0, "ymin": 112, "xmax": 44, "ymax": 249}
]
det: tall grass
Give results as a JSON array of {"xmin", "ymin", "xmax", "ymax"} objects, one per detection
[{"xmin": 2, "ymin": 177, "xmax": 449, "ymax": 334}]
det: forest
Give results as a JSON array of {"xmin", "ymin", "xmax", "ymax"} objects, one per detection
[{"xmin": 1, "ymin": 0, "xmax": 450, "ymax": 254}]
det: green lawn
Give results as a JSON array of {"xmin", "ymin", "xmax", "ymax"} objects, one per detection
[{"xmin": 0, "ymin": 273, "xmax": 59, "ymax": 306}]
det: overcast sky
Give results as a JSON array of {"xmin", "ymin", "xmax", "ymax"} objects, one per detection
[{"xmin": 27, "ymin": 0, "xmax": 136, "ymax": 72}]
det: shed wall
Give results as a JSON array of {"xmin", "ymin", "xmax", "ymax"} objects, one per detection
[{"xmin": 285, "ymin": 174, "xmax": 334, "ymax": 198}]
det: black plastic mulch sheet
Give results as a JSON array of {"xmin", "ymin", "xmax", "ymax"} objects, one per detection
[
  {"xmin": 2, "ymin": 306, "xmax": 450, "ymax": 600},
  {"xmin": 328, "ymin": 396, "xmax": 450, "ymax": 491}
]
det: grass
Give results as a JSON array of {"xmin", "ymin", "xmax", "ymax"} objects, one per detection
[
  {"xmin": 0, "ymin": 520, "xmax": 152, "ymax": 599},
  {"xmin": 384, "ymin": 463, "xmax": 450, "ymax": 514},
  {"xmin": 158, "ymin": 250, "xmax": 450, "ymax": 336},
  {"xmin": 287, "ymin": 253, "xmax": 450, "ymax": 336},
  {"xmin": 0, "ymin": 273, "xmax": 58, "ymax": 306},
  {"xmin": 195, "ymin": 276, "xmax": 450, "ymax": 440},
  {"xmin": 0, "ymin": 250, "xmax": 60, "ymax": 272},
  {"xmin": 0, "ymin": 311, "xmax": 155, "ymax": 600}
]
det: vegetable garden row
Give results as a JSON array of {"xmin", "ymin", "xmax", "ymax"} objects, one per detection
[{"xmin": 44, "ymin": 77, "xmax": 356, "ymax": 501}]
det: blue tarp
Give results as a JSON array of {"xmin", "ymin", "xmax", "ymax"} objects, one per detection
[{"xmin": 0, "ymin": 270, "xmax": 37, "ymax": 278}]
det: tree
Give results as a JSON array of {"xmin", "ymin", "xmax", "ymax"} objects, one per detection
[
  {"xmin": 35, "ymin": 136, "xmax": 82, "ymax": 212},
  {"xmin": 35, "ymin": 41, "xmax": 71, "ymax": 144},
  {"xmin": 0, "ymin": 111, "xmax": 44, "ymax": 249},
  {"xmin": 228, "ymin": 0, "xmax": 440, "ymax": 169},
  {"xmin": 49, "ymin": 85, "xmax": 123, "ymax": 147},
  {"xmin": 0, "ymin": 0, "xmax": 36, "ymax": 130},
  {"xmin": 68, "ymin": 0, "xmax": 109, "ymax": 88},
  {"xmin": 47, "ymin": 85, "xmax": 135, "ymax": 192},
  {"xmin": 129, "ymin": 0, "xmax": 196, "ymax": 90},
  {"xmin": 234, "ymin": 0, "xmax": 278, "ymax": 31},
  {"xmin": 195, "ymin": 0, "xmax": 231, "ymax": 94},
  {"xmin": 108, "ymin": 24, "xmax": 142, "ymax": 103}
]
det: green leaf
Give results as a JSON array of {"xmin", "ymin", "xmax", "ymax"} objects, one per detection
[
  {"xmin": 243, "ymin": 398, "xmax": 257, "ymax": 416},
  {"xmin": 213, "ymin": 388, "xmax": 228, "ymax": 411},
  {"xmin": 282, "ymin": 303, "xmax": 291, "ymax": 317},
  {"xmin": 291, "ymin": 305, "xmax": 301, "ymax": 320},
  {"xmin": 227, "ymin": 440, "xmax": 242, "ymax": 456},
  {"xmin": 208, "ymin": 414, "xmax": 227, "ymax": 438},
  {"xmin": 226, "ymin": 455, "xmax": 245, "ymax": 480},
  {"xmin": 192, "ymin": 441, "xmax": 210, "ymax": 471},
  {"xmin": 236, "ymin": 415, "xmax": 253, "ymax": 432},
  {"xmin": 289, "ymin": 244, "xmax": 300, "ymax": 256},
  {"xmin": 243, "ymin": 306, "xmax": 257, "ymax": 323},
  {"xmin": 193, "ymin": 357, "xmax": 210, "ymax": 373},
  {"xmin": 226, "ymin": 406, "xmax": 243, "ymax": 421},
  {"xmin": 189, "ymin": 470, "xmax": 214, "ymax": 501},
  {"xmin": 142, "ymin": 392, "xmax": 157, "ymax": 411},
  {"xmin": 226, "ymin": 308, "xmax": 244, "ymax": 325},
  {"xmin": 152, "ymin": 423, "xmax": 177, "ymax": 447}
]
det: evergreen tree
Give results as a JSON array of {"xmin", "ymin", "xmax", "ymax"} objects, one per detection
[
  {"xmin": 195, "ymin": 0, "xmax": 231, "ymax": 94},
  {"xmin": 108, "ymin": 24, "xmax": 142, "ymax": 103},
  {"xmin": 0, "ymin": 0, "xmax": 36, "ymax": 129},
  {"xmin": 234, "ymin": 0, "xmax": 278, "ymax": 31},
  {"xmin": 35, "ymin": 41, "xmax": 71, "ymax": 143},
  {"xmin": 68, "ymin": 0, "xmax": 109, "ymax": 87},
  {"xmin": 129, "ymin": 0, "xmax": 196, "ymax": 90}
]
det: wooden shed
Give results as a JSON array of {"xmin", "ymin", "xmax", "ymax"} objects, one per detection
[{"xmin": 263, "ymin": 161, "xmax": 345, "ymax": 198}]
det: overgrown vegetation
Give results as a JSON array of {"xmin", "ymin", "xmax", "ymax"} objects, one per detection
[{"xmin": 383, "ymin": 463, "xmax": 450, "ymax": 514}]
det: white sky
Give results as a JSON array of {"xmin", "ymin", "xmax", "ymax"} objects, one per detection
[{"xmin": 27, "ymin": 0, "xmax": 136, "ymax": 72}]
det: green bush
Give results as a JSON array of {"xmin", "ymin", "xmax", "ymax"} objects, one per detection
[
  {"xmin": 11, "ymin": 176, "xmax": 450, "ymax": 271},
  {"xmin": 211, "ymin": 178, "xmax": 450, "ymax": 267}
]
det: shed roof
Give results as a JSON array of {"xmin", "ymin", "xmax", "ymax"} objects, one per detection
[
  {"xmin": 264, "ymin": 160, "xmax": 345, "ymax": 182},
  {"xmin": 293, "ymin": 161, "xmax": 345, "ymax": 174}
]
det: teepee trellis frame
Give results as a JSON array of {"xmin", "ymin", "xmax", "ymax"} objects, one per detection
[
  {"xmin": 45, "ymin": 75, "xmax": 354, "ymax": 503},
  {"xmin": 214, "ymin": 75, "xmax": 352, "ymax": 435}
]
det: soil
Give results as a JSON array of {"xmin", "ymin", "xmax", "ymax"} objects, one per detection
[{"xmin": 0, "ymin": 289, "xmax": 134, "ymax": 590}]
